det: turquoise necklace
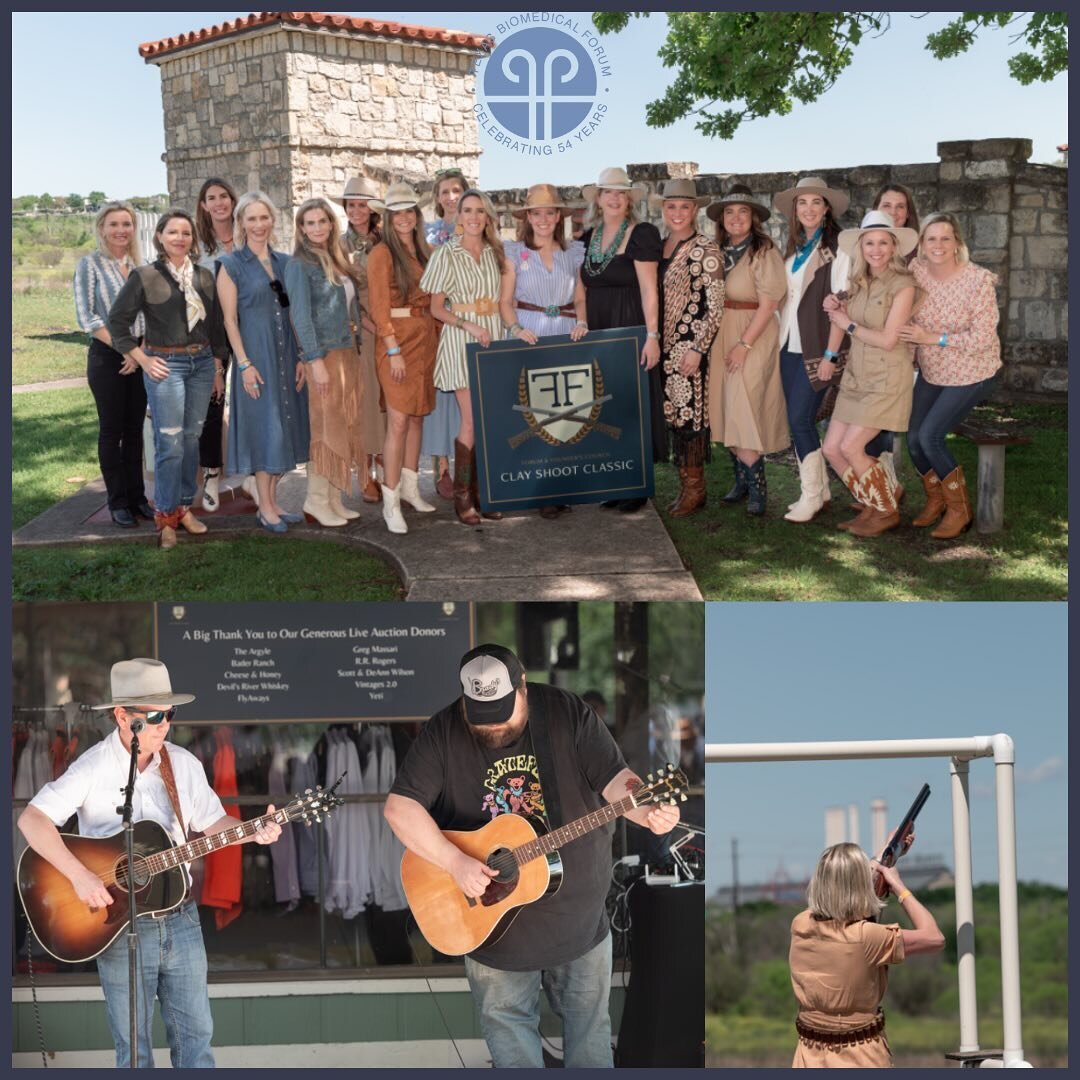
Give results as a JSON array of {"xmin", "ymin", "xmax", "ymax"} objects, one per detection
[{"xmin": 585, "ymin": 219, "xmax": 629, "ymax": 277}]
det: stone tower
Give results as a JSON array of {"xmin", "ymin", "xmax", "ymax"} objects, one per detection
[{"xmin": 140, "ymin": 12, "xmax": 491, "ymax": 232}]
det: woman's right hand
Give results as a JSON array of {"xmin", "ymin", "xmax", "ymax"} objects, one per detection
[
  {"xmin": 870, "ymin": 859, "xmax": 905, "ymax": 897},
  {"xmin": 310, "ymin": 358, "xmax": 330, "ymax": 398},
  {"xmin": 119, "ymin": 356, "xmax": 140, "ymax": 376},
  {"xmin": 822, "ymin": 293, "xmax": 841, "ymax": 313},
  {"xmin": 470, "ymin": 322, "xmax": 492, "ymax": 348},
  {"xmin": 243, "ymin": 366, "xmax": 264, "ymax": 399},
  {"xmin": 390, "ymin": 356, "xmax": 407, "ymax": 384},
  {"xmin": 515, "ymin": 327, "xmax": 539, "ymax": 345},
  {"xmin": 138, "ymin": 353, "xmax": 169, "ymax": 381},
  {"xmin": 817, "ymin": 358, "xmax": 837, "ymax": 382}
]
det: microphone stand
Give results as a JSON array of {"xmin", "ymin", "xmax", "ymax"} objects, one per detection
[{"xmin": 117, "ymin": 729, "xmax": 141, "ymax": 1069}]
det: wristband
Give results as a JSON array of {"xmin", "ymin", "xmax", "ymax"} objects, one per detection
[
  {"xmin": 575, "ymin": 320, "xmax": 588, "ymax": 329},
  {"xmin": 736, "ymin": 339, "xmax": 751, "ymax": 351},
  {"xmin": 646, "ymin": 331, "xmax": 660, "ymax": 341},
  {"xmin": 939, "ymin": 333, "xmax": 948, "ymax": 348},
  {"xmin": 386, "ymin": 347, "xmax": 402, "ymax": 357},
  {"xmin": 823, "ymin": 349, "xmax": 838, "ymax": 361},
  {"xmin": 237, "ymin": 359, "xmax": 253, "ymax": 371},
  {"xmin": 508, "ymin": 322, "xmax": 524, "ymax": 336},
  {"xmin": 897, "ymin": 889, "xmax": 912, "ymax": 904}
]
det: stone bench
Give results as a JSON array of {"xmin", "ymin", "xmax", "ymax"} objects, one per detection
[{"xmin": 952, "ymin": 418, "xmax": 1033, "ymax": 534}]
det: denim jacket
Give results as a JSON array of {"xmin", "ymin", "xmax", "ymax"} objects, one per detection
[{"xmin": 283, "ymin": 257, "xmax": 353, "ymax": 362}]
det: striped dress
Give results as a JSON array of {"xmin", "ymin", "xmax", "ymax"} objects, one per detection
[
  {"xmin": 420, "ymin": 238, "xmax": 504, "ymax": 391},
  {"xmin": 505, "ymin": 240, "xmax": 584, "ymax": 338}
]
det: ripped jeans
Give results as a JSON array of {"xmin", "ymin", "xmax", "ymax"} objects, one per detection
[{"xmin": 143, "ymin": 347, "xmax": 216, "ymax": 515}]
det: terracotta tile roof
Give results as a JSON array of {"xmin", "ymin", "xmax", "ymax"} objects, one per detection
[{"xmin": 139, "ymin": 11, "xmax": 493, "ymax": 60}]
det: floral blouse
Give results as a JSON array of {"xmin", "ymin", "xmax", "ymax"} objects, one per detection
[{"xmin": 910, "ymin": 260, "xmax": 1002, "ymax": 386}]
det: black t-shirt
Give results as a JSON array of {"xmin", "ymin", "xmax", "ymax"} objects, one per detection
[{"xmin": 391, "ymin": 681, "xmax": 627, "ymax": 971}]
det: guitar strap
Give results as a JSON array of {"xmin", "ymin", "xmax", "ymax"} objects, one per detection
[
  {"xmin": 158, "ymin": 744, "xmax": 188, "ymax": 838},
  {"xmin": 528, "ymin": 688, "xmax": 564, "ymax": 830}
]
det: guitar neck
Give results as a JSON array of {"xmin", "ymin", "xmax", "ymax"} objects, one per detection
[
  {"xmin": 513, "ymin": 793, "xmax": 638, "ymax": 866},
  {"xmin": 141, "ymin": 808, "xmax": 289, "ymax": 878}
]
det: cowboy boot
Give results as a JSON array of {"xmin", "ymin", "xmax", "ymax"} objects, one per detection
[
  {"xmin": 849, "ymin": 449, "xmax": 904, "ymax": 510},
  {"xmin": 931, "ymin": 465, "xmax": 973, "ymax": 539},
  {"xmin": 381, "ymin": 482, "xmax": 408, "ymax": 534},
  {"xmin": 201, "ymin": 468, "xmax": 221, "ymax": 512},
  {"xmin": 671, "ymin": 465, "xmax": 706, "ymax": 518},
  {"xmin": 399, "ymin": 467, "xmax": 437, "ymax": 513},
  {"xmin": 847, "ymin": 461, "xmax": 901, "ymax": 537},
  {"xmin": 468, "ymin": 445, "xmax": 503, "ymax": 520},
  {"xmin": 784, "ymin": 450, "xmax": 826, "ymax": 523},
  {"xmin": 668, "ymin": 466, "xmax": 689, "ymax": 514},
  {"xmin": 179, "ymin": 508, "xmax": 208, "ymax": 535},
  {"xmin": 912, "ymin": 469, "xmax": 946, "ymax": 528},
  {"xmin": 303, "ymin": 470, "xmax": 348, "ymax": 527},
  {"xmin": 154, "ymin": 508, "xmax": 182, "ymax": 550},
  {"xmin": 818, "ymin": 449, "xmax": 832, "ymax": 505},
  {"xmin": 453, "ymin": 439, "xmax": 481, "ymax": 525},
  {"xmin": 327, "ymin": 481, "xmax": 361, "ymax": 521},
  {"xmin": 745, "ymin": 458, "xmax": 767, "ymax": 516},
  {"xmin": 836, "ymin": 467, "xmax": 873, "ymax": 532},
  {"xmin": 722, "ymin": 451, "xmax": 748, "ymax": 503}
]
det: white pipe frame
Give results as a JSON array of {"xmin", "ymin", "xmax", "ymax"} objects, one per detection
[{"xmin": 705, "ymin": 734, "xmax": 1028, "ymax": 1068}]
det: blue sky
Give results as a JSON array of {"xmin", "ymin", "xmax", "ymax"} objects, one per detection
[
  {"xmin": 11, "ymin": 11, "xmax": 1068, "ymax": 198},
  {"xmin": 704, "ymin": 603, "xmax": 1068, "ymax": 894}
]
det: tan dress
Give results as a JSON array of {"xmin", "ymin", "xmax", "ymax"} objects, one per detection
[
  {"xmin": 342, "ymin": 229, "xmax": 387, "ymax": 455},
  {"xmin": 708, "ymin": 247, "xmax": 789, "ymax": 453},
  {"xmin": 832, "ymin": 269, "xmax": 917, "ymax": 431},
  {"xmin": 789, "ymin": 910, "xmax": 905, "ymax": 1068}
]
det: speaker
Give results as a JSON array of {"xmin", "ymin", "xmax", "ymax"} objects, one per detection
[{"xmin": 615, "ymin": 882, "xmax": 704, "ymax": 1067}]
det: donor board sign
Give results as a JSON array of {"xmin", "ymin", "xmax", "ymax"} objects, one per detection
[
  {"xmin": 466, "ymin": 327, "xmax": 652, "ymax": 511},
  {"xmin": 155, "ymin": 602, "xmax": 472, "ymax": 721}
]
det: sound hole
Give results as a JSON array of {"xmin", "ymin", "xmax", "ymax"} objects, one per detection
[
  {"xmin": 114, "ymin": 855, "xmax": 152, "ymax": 894},
  {"xmin": 481, "ymin": 847, "xmax": 519, "ymax": 907}
]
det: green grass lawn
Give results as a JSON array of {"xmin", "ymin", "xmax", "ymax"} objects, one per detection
[
  {"xmin": 12, "ymin": 290, "xmax": 88, "ymax": 385},
  {"xmin": 656, "ymin": 403, "xmax": 1068, "ymax": 601}
]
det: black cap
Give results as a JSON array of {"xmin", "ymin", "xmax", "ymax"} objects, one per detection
[{"xmin": 459, "ymin": 643, "xmax": 525, "ymax": 725}]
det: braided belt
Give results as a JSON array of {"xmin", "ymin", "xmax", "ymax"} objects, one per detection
[
  {"xmin": 795, "ymin": 1011, "xmax": 885, "ymax": 1049},
  {"xmin": 451, "ymin": 297, "xmax": 498, "ymax": 317},
  {"xmin": 517, "ymin": 300, "xmax": 575, "ymax": 319}
]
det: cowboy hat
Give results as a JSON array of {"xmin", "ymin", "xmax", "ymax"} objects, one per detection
[
  {"xmin": 773, "ymin": 176, "xmax": 850, "ymax": 218},
  {"xmin": 369, "ymin": 181, "xmax": 429, "ymax": 213},
  {"xmin": 706, "ymin": 183, "xmax": 772, "ymax": 223},
  {"xmin": 331, "ymin": 177, "xmax": 382, "ymax": 205},
  {"xmin": 93, "ymin": 658, "xmax": 195, "ymax": 710},
  {"xmin": 648, "ymin": 178, "xmax": 710, "ymax": 209},
  {"xmin": 512, "ymin": 183, "xmax": 569, "ymax": 219},
  {"xmin": 838, "ymin": 209, "xmax": 919, "ymax": 259},
  {"xmin": 581, "ymin": 166, "xmax": 647, "ymax": 204}
]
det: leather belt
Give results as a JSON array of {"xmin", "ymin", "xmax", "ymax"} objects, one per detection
[
  {"xmin": 724, "ymin": 300, "xmax": 759, "ymax": 310},
  {"xmin": 451, "ymin": 298, "xmax": 498, "ymax": 317},
  {"xmin": 145, "ymin": 343, "xmax": 208, "ymax": 355},
  {"xmin": 151, "ymin": 900, "xmax": 193, "ymax": 920},
  {"xmin": 389, "ymin": 306, "xmax": 428, "ymax": 318},
  {"xmin": 517, "ymin": 300, "xmax": 575, "ymax": 318},
  {"xmin": 795, "ymin": 1011, "xmax": 885, "ymax": 1048}
]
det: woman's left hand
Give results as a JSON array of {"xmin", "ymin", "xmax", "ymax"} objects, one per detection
[
  {"xmin": 390, "ymin": 356, "xmax": 407, "ymax": 384},
  {"xmin": 678, "ymin": 348, "xmax": 702, "ymax": 378},
  {"xmin": 471, "ymin": 323, "xmax": 492, "ymax": 349},
  {"xmin": 725, "ymin": 343, "xmax": 748, "ymax": 373},
  {"xmin": 119, "ymin": 356, "xmax": 139, "ymax": 376},
  {"xmin": 641, "ymin": 336, "xmax": 661, "ymax": 370},
  {"xmin": 211, "ymin": 370, "xmax": 225, "ymax": 402},
  {"xmin": 295, "ymin": 362, "xmax": 306, "ymax": 392},
  {"xmin": 570, "ymin": 323, "xmax": 587, "ymax": 342},
  {"xmin": 898, "ymin": 323, "xmax": 934, "ymax": 345},
  {"xmin": 310, "ymin": 358, "xmax": 330, "ymax": 398}
]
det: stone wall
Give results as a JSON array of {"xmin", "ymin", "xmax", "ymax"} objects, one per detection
[{"xmin": 487, "ymin": 139, "xmax": 1068, "ymax": 401}]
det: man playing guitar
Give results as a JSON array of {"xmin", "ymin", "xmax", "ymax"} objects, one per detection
[
  {"xmin": 17, "ymin": 658, "xmax": 281, "ymax": 1068},
  {"xmin": 384, "ymin": 643, "xmax": 680, "ymax": 1068}
]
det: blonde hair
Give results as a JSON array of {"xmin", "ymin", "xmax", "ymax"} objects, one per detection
[
  {"xmin": 381, "ymin": 208, "xmax": 431, "ymax": 299},
  {"xmin": 807, "ymin": 843, "xmax": 885, "ymax": 922},
  {"xmin": 585, "ymin": 188, "xmax": 640, "ymax": 231},
  {"xmin": 847, "ymin": 230, "xmax": 913, "ymax": 296},
  {"xmin": 293, "ymin": 197, "xmax": 357, "ymax": 285},
  {"xmin": 95, "ymin": 202, "xmax": 141, "ymax": 263},
  {"xmin": 232, "ymin": 191, "xmax": 278, "ymax": 249},
  {"xmin": 457, "ymin": 189, "xmax": 506, "ymax": 272},
  {"xmin": 918, "ymin": 212, "xmax": 971, "ymax": 267}
]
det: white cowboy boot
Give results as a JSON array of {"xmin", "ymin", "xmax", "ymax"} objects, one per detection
[
  {"xmin": 327, "ymin": 479, "xmax": 360, "ymax": 520},
  {"xmin": 303, "ymin": 471, "xmax": 348, "ymax": 527},
  {"xmin": 381, "ymin": 483, "xmax": 408, "ymax": 534},
  {"xmin": 784, "ymin": 449, "xmax": 827, "ymax": 523},
  {"xmin": 399, "ymin": 467, "xmax": 436, "ymax": 512}
]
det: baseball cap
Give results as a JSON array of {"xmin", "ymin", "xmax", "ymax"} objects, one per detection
[{"xmin": 459, "ymin": 643, "xmax": 525, "ymax": 725}]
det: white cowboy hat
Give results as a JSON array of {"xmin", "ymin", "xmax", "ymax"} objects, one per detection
[
  {"xmin": 648, "ymin": 178, "xmax": 710, "ymax": 210},
  {"xmin": 838, "ymin": 209, "xmax": 920, "ymax": 259},
  {"xmin": 93, "ymin": 658, "xmax": 195, "ymax": 709},
  {"xmin": 705, "ymin": 183, "xmax": 772, "ymax": 223},
  {"xmin": 773, "ymin": 176, "xmax": 851, "ymax": 219},
  {"xmin": 369, "ymin": 181, "xmax": 430, "ymax": 213},
  {"xmin": 332, "ymin": 177, "xmax": 381, "ymax": 205},
  {"xmin": 581, "ymin": 166, "xmax": 647, "ymax": 204}
]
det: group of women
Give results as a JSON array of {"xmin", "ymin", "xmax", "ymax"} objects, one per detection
[{"xmin": 74, "ymin": 165, "xmax": 1002, "ymax": 548}]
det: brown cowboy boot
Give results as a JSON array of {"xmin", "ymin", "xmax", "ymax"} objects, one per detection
[
  {"xmin": 836, "ymin": 468, "xmax": 872, "ymax": 532},
  {"xmin": 668, "ymin": 466, "xmax": 689, "ymax": 514},
  {"xmin": 452, "ymin": 439, "xmax": 481, "ymax": 525},
  {"xmin": 468, "ymin": 445, "xmax": 502, "ymax": 520},
  {"xmin": 931, "ymin": 465, "xmax": 973, "ymax": 539},
  {"xmin": 154, "ymin": 508, "xmax": 183, "ymax": 550},
  {"xmin": 848, "ymin": 461, "xmax": 901, "ymax": 537},
  {"xmin": 911, "ymin": 469, "xmax": 946, "ymax": 527},
  {"xmin": 671, "ymin": 466, "xmax": 706, "ymax": 518}
]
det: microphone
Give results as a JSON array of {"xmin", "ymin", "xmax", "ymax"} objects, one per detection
[{"xmin": 129, "ymin": 717, "xmax": 146, "ymax": 734}]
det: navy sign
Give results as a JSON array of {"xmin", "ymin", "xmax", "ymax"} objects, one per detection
[{"xmin": 467, "ymin": 327, "xmax": 653, "ymax": 510}]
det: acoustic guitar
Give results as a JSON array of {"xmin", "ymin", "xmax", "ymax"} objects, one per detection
[
  {"xmin": 400, "ymin": 764, "xmax": 688, "ymax": 956},
  {"xmin": 18, "ymin": 784, "xmax": 343, "ymax": 963}
]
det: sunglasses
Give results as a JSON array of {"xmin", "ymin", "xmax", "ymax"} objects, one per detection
[
  {"xmin": 269, "ymin": 279, "xmax": 290, "ymax": 308},
  {"xmin": 434, "ymin": 168, "xmax": 465, "ymax": 181},
  {"xmin": 128, "ymin": 707, "xmax": 177, "ymax": 725}
]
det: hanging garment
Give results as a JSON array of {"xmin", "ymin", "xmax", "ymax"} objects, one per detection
[
  {"xmin": 323, "ymin": 731, "xmax": 373, "ymax": 920},
  {"xmin": 201, "ymin": 727, "xmax": 243, "ymax": 930},
  {"xmin": 268, "ymin": 739, "xmax": 300, "ymax": 904}
]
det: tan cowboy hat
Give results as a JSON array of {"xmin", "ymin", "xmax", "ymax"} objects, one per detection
[
  {"xmin": 773, "ymin": 176, "xmax": 850, "ymax": 218},
  {"xmin": 92, "ymin": 658, "xmax": 195, "ymax": 709},
  {"xmin": 581, "ymin": 166, "xmax": 647, "ymax": 204},
  {"xmin": 648, "ymin": 178, "xmax": 710, "ymax": 209},
  {"xmin": 332, "ymin": 177, "xmax": 381, "ymax": 205},
  {"xmin": 512, "ymin": 183, "xmax": 568, "ymax": 219},
  {"xmin": 369, "ymin": 181, "xmax": 429, "ymax": 213},
  {"xmin": 706, "ymin": 183, "xmax": 772, "ymax": 223},
  {"xmin": 838, "ymin": 209, "xmax": 919, "ymax": 260}
]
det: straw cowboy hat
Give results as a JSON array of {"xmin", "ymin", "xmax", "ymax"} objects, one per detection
[
  {"xmin": 838, "ymin": 209, "xmax": 919, "ymax": 259},
  {"xmin": 706, "ymin": 182, "xmax": 772, "ymax": 223},
  {"xmin": 369, "ymin": 181, "xmax": 429, "ymax": 213},
  {"xmin": 773, "ymin": 176, "xmax": 851, "ymax": 218},
  {"xmin": 93, "ymin": 658, "xmax": 195, "ymax": 710},
  {"xmin": 332, "ymin": 177, "xmax": 382, "ymax": 205},
  {"xmin": 648, "ymin": 178, "xmax": 710, "ymax": 209},
  {"xmin": 581, "ymin": 166, "xmax": 647, "ymax": 204},
  {"xmin": 512, "ymin": 183, "xmax": 568, "ymax": 219}
]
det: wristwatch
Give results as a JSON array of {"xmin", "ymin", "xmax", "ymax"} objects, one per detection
[{"xmin": 845, "ymin": 321, "xmax": 857, "ymax": 335}]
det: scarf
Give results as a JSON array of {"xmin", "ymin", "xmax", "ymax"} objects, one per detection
[
  {"xmin": 791, "ymin": 225, "xmax": 823, "ymax": 274},
  {"xmin": 722, "ymin": 237, "xmax": 752, "ymax": 275},
  {"xmin": 164, "ymin": 256, "xmax": 206, "ymax": 332}
]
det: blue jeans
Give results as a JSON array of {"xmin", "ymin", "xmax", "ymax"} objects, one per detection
[
  {"xmin": 464, "ymin": 932, "xmax": 614, "ymax": 1068},
  {"xmin": 907, "ymin": 373, "xmax": 999, "ymax": 478},
  {"xmin": 142, "ymin": 348, "xmax": 216, "ymax": 515},
  {"xmin": 779, "ymin": 348, "xmax": 830, "ymax": 459},
  {"xmin": 864, "ymin": 430, "xmax": 895, "ymax": 457},
  {"xmin": 95, "ymin": 901, "xmax": 215, "ymax": 1068}
]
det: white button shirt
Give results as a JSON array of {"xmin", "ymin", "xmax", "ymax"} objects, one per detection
[{"xmin": 779, "ymin": 245, "xmax": 851, "ymax": 353}]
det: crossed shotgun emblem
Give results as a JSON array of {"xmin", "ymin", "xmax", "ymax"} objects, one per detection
[{"xmin": 508, "ymin": 361, "xmax": 622, "ymax": 449}]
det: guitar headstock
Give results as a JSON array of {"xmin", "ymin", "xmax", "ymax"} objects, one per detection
[
  {"xmin": 285, "ymin": 777, "xmax": 345, "ymax": 826},
  {"xmin": 633, "ymin": 763, "xmax": 689, "ymax": 807}
]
